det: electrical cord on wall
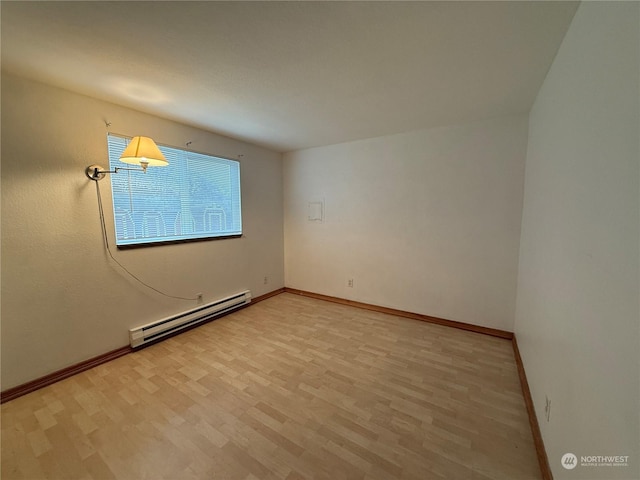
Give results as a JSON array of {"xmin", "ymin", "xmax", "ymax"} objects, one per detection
[{"xmin": 95, "ymin": 181, "xmax": 198, "ymax": 301}]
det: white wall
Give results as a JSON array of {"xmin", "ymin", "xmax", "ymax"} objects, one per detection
[
  {"xmin": 1, "ymin": 74, "xmax": 284, "ymax": 390},
  {"xmin": 284, "ymin": 115, "xmax": 528, "ymax": 331},
  {"xmin": 514, "ymin": 3, "xmax": 639, "ymax": 479}
]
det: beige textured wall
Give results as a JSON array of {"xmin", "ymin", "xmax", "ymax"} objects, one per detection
[{"xmin": 1, "ymin": 74, "xmax": 284, "ymax": 389}]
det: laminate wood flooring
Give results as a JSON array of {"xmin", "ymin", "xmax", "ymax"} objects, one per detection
[{"xmin": 2, "ymin": 293, "xmax": 541, "ymax": 479}]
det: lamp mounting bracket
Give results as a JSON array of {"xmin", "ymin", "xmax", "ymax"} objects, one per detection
[{"xmin": 86, "ymin": 164, "xmax": 108, "ymax": 181}]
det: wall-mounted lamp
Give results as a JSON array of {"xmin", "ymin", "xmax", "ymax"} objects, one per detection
[{"xmin": 85, "ymin": 136, "xmax": 168, "ymax": 181}]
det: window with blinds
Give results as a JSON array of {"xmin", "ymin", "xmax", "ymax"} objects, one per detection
[{"xmin": 107, "ymin": 134, "xmax": 242, "ymax": 247}]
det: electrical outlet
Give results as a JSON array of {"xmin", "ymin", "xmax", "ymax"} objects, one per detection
[
  {"xmin": 348, "ymin": 278, "xmax": 354, "ymax": 288},
  {"xmin": 196, "ymin": 293, "xmax": 203, "ymax": 304},
  {"xmin": 264, "ymin": 276, "xmax": 269, "ymax": 285},
  {"xmin": 545, "ymin": 396, "xmax": 551, "ymax": 422}
]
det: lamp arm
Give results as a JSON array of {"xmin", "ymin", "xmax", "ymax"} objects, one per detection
[
  {"xmin": 114, "ymin": 166, "xmax": 146, "ymax": 173},
  {"xmin": 85, "ymin": 164, "xmax": 146, "ymax": 181}
]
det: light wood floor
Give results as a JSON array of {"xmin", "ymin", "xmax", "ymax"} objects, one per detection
[{"xmin": 2, "ymin": 293, "xmax": 541, "ymax": 479}]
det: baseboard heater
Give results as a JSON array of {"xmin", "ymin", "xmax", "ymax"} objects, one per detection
[{"xmin": 129, "ymin": 290, "xmax": 252, "ymax": 348}]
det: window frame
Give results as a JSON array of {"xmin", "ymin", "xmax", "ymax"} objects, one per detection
[{"xmin": 106, "ymin": 133, "xmax": 243, "ymax": 249}]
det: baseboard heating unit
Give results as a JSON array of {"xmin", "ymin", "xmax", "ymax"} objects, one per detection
[{"xmin": 129, "ymin": 290, "xmax": 252, "ymax": 348}]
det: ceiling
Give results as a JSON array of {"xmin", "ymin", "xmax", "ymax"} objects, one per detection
[{"xmin": 1, "ymin": 1, "xmax": 578, "ymax": 153}]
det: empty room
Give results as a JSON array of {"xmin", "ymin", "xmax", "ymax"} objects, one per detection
[{"xmin": 1, "ymin": 2, "xmax": 638, "ymax": 480}]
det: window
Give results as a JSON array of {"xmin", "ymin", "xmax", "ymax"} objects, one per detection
[{"xmin": 107, "ymin": 134, "xmax": 242, "ymax": 247}]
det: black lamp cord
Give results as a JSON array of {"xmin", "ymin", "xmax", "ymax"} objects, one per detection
[{"xmin": 95, "ymin": 181, "xmax": 197, "ymax": 301}]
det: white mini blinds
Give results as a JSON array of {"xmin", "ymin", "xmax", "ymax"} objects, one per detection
[{"xmin": 107, "ymin": 134, "xmax": 242, "ymax": 247}]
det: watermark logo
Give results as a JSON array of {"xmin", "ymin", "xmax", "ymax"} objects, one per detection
[
  {"xmin": 561, "ymin": 453, "xmax": 578, "ymax": 470},
  {"xmin": 580, "ymin": 455, "xmax": 629, "ymax": 467},
  {"xmin": 562, "ymin": 453, "xmax": 630, "ymax": 469}
]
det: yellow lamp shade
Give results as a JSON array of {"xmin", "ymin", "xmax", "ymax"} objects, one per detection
[{"xmin": 119, "ymin": 136, "xmax": 168, "ymax": 171}]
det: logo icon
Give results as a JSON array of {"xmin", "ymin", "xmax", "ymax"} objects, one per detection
[{"xmin": 562, "ymin": 453, "xmax": 578, "ymax": 470}]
